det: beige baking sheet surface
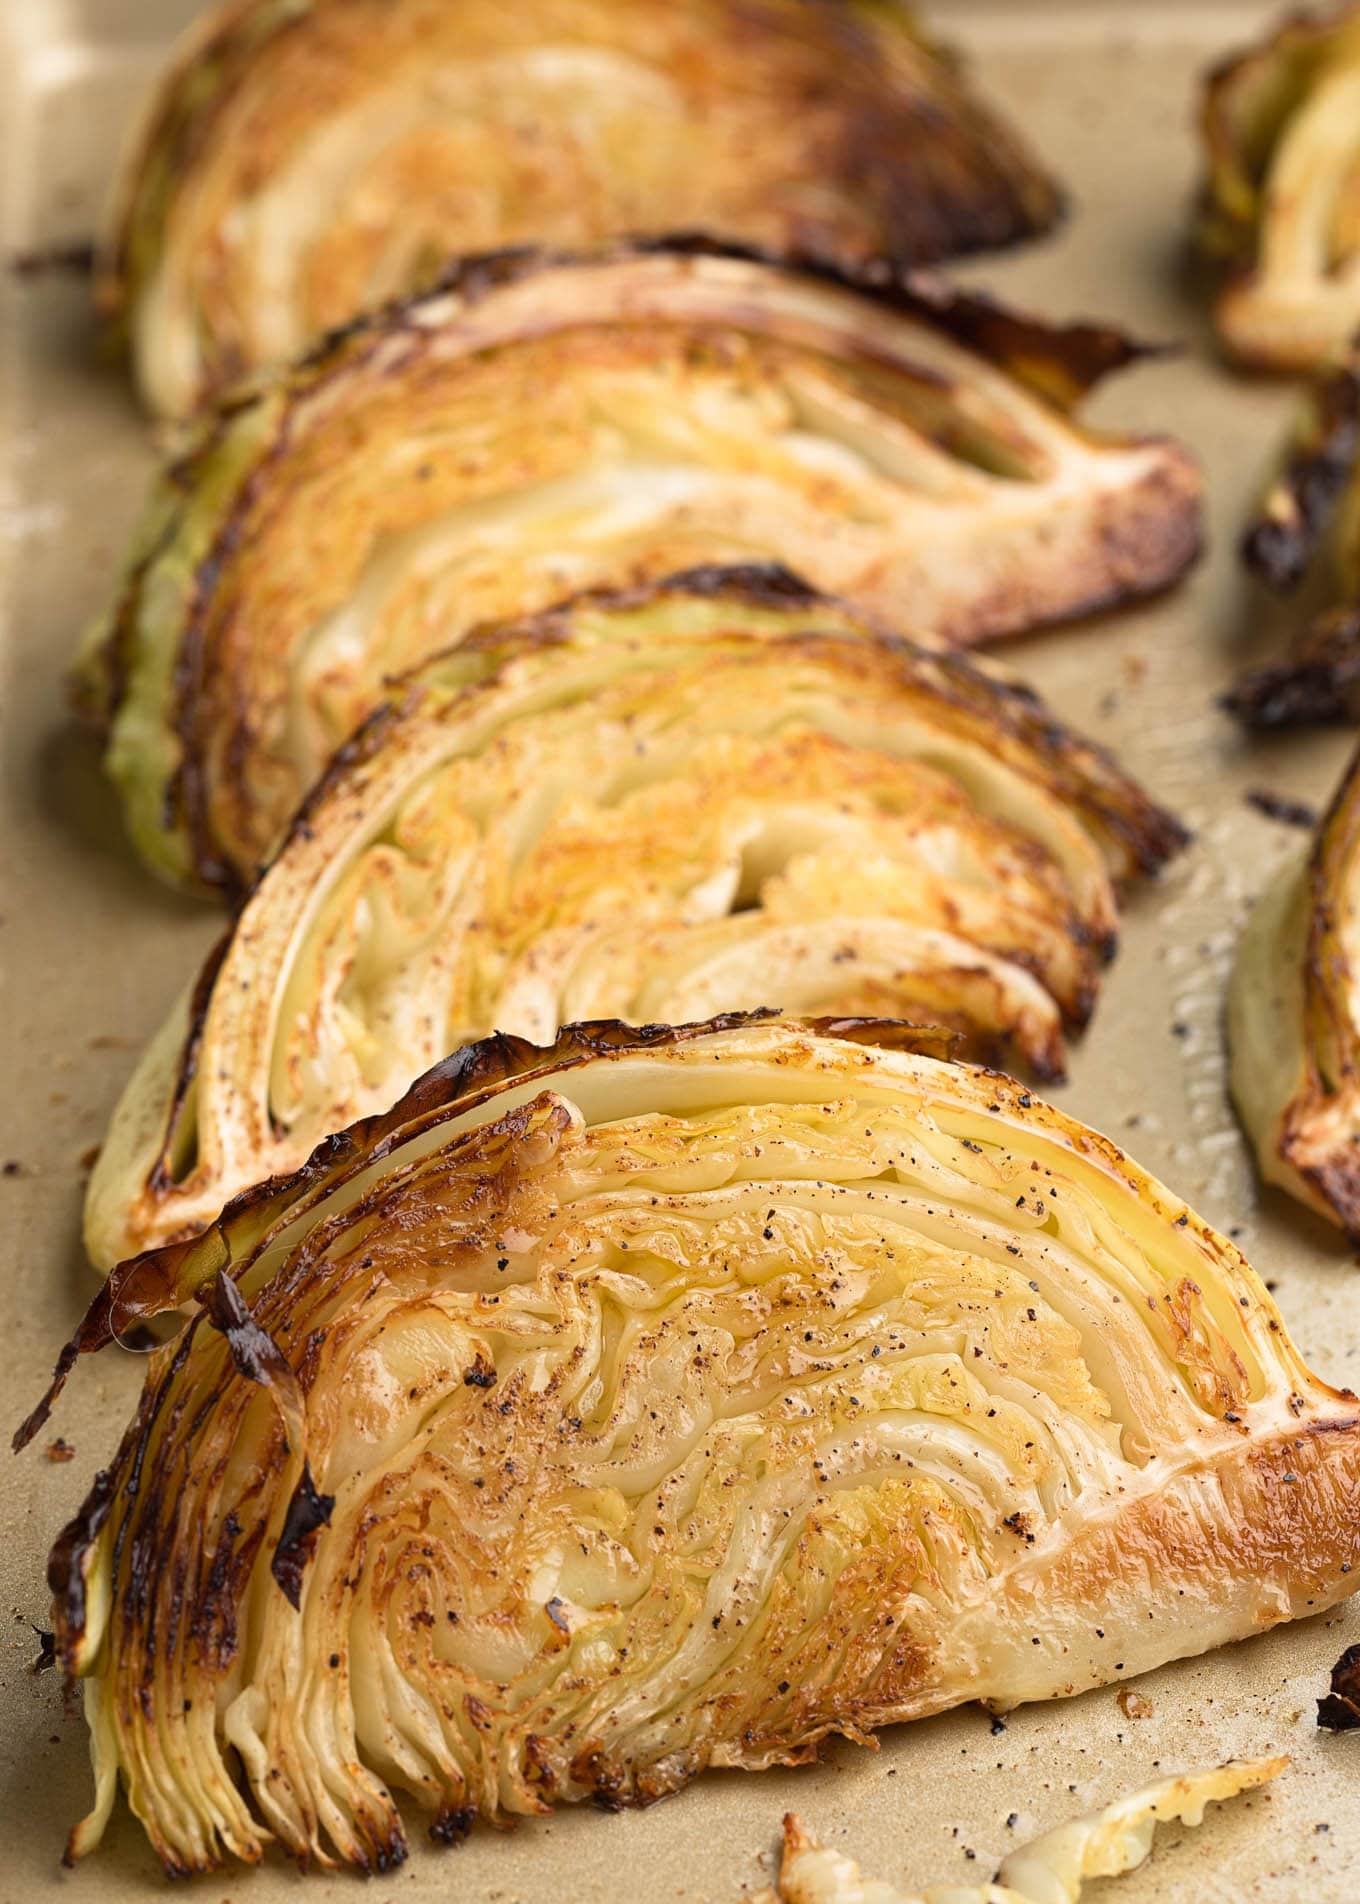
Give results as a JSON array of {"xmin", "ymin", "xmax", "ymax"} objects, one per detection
[{"xmin": 2, "ymin": 2, "xmax": 1358, "ymax": 1897}]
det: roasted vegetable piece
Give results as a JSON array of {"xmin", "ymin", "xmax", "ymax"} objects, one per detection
[
  {"xmin": 76, "ymin": 242, "xmax": 1202, "ymax": 893},
  {"xmin": 1225, "ymin": 354, "xmax": 1360, "ymax": 727},
  {"xmin": 761, "ymin": 1758, "xmax": 1286, "ymax": 1904},
  {"xmin": 99, "ymin": 0, "xmax": 1063, "ymax": 417},
  {"xmin": 1200, "ymin": 3, "xmax": 1360, "ymax": 370},
  {"xmin": 24, "ymin": 1016, "xmax": 1358, "ymax": 1874},
  {"xmin": 1230, "ymin": 740, "xmax": 1360, "ymax": 1233},
  {"xmin": 82, "ymin": 567, "xmax": 1186, "ymax": 1267}
]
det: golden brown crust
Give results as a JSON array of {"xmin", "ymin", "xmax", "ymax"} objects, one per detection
[
  {"xmin": 77, "ymin": 241, "xmax": 1201, "ymax": 893},
  {"xmin": 98, "ymin": 0, "xmax": 1064, "ymax": 414},
  {"xmin": 27, "ymin": 1019, "xmax": 1358, "ymax": 1873},
  {"xmin": 80, "ymin": 570, "xmax": 1185, "ymax": 1268}
]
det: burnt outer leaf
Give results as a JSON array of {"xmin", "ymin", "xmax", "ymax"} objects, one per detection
[
  {"xmin": 271, "ymin": 1460, "xmax": 335, "ymax": 1609},
  {"xmin": 1317, "ymin": 1640, "xmax": 1360, "ymax": 1729},
  {"xmin": 1223, "ymin": 608, "xmax": 1360, "ymax": 730},
  {"xmin": 1242, "ymin": 364, "xmax": 1360, "ymax": 593},
  {"xmin": 206, "ymin": 1265, "xmax": 296, "ymax": 1389},
  {"xmin": 45, "ymin": 1468, "xmax": 116, "ymax": 1674}
]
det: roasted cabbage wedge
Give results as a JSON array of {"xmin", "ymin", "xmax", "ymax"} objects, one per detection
[
  {"xmin": 99, "ymin": 0, "xmax": 1063, "ymax": 417},
  {"xmin": 83, "ymin": 567, "xmax": 1187, "ymax": 1268},
  {"xmin": 1225, "ymin": 353, "xmax": 1360, "ymax": 728},
  {"xmin": 1200, "ymin": 4, "xmax": 1360, "ymax": 370},
  {"xmin": 1230, "ymin": 741, "xmax": 1360, "ymax": 1233},
  {"xmin": 75, "ymin": 241, "xmax": 1204, "ymax": 893},
  {"xmin": 23, "ymin": 1016, "xmax": 1359, "ymax": 1875},
  {"xmin": 762, "ymin": 1758, "xmax": 1285, "ymax": 1904}
]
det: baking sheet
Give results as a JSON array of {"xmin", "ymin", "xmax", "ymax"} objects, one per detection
[{"xmin": 2, "ymin": 2, "xmax": 1357, "ymax": 1897}]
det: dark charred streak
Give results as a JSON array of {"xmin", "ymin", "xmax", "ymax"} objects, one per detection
[
  {"xmin": 1317, "ymin": 1641, "xmax": 1360, "ymax": 1730},
  {"xmin": 455, "ymin": 563, "xmax": 839, "ymax": 657},
  {"xmin": 1242, "ymin": 365, "xmax": 1360, "ymax": 593},
  {"xmin": 206, "ymin": 1266, "xmax": 294, "ymax": 1390},
  {"xmin": 113, "ymin": 1325, "xmax": 205, "ymax": 1660},
  {"xmin": 195, "ymin": 1510, "xmax": 245, "ymax": 1664},
  {"xmin": 14, "ymin": 1334, "xmax": 82, "ymax": 1452},
  {"xmin": 270, "ymin": 1459, "xmax": 335, "ymax": 1609},
  {"xmin": 429, "ymin": 1804, "xmax": 476, "ymax": 1847},
  {"xmin": 623, "ymin": 235, "xmax": 1146, "ymax": 407},
  {"xmin": 46, "ymin": 1467, "xmax": 115, "ymax": 1667},
  {"xmin": 1224, "ymin": 610, "xmax": 1360, "ymax": 729},
  {"xmin": 148, "ymin": 928, "xmax": 234, "ymax": 1195},
  {"xmin": 16, "ymin": 1228, "xmax": 206, "ymax": 1452},
  {"xmin": 1244, "ymin": 787, "xmax": 1318, "ymax": 829},
  {"xmin": 8, "ymin": 241, "xmax": 96, "ymax": 278}
]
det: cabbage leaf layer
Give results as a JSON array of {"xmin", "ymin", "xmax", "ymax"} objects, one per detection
[
  {"xmin": 99, "ymin": 0, "xmax": 1063, "ymax": 416},
  {"xmin": 26, "ymin": 1018, "xmax": 1358, "ymax": 1874},
  {"xmin": 83, "ymin": 567, "xmax": 1186, "ymax": 1267},
  {"xmin": 1200, "ymin": 4, "xmax": 1360, "ymax": 370},
  {"xmin": 1230, "ymin": 739, "xmax": 1360, "ymax": 1233},
  {"xmin": 76, "ymin": 243, "xmax": 1202, "ymax": 891}
]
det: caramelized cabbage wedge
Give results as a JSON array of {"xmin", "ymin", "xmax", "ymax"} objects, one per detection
[
  {"xmin": 1224, "ymin": 354, "xmax": 1360, "ymax": 729},
  {"xmin": 99, "ymin": 0, "xmax": 1063, "ymax": 417},
  {"xmin": 1200, "ymin": 4, "xmax": 1360, "ymax": 370},
  {"xmin": 1230, "ymin": 742, "xmax": 1360, "ymax": 1234},
  {"xmin": 83, "ymin": 568, "xmax": 1186, "ymax": 1268},
  {"xmin": 76, "ymin": 242, "xmax": 1203, "ymax": 893},
  {"xmin": 763, "ymin": 1758, "xmax": 1285, "ymax": 1904},
  {"xmin": 25, "ymin": 1017, "xmax": 1359, "ymax": 1874}
]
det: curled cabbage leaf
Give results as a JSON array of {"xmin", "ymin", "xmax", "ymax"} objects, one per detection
[
  {"xmin": 1224, "ymin": 353, "xmax": 1360, "ymax": 728},
  {"xmin": 1200, "ymin": 5, "xmax": 1360, "ymax": 370},
  {"xmin": 75, "ymin": 241, "xmax": 1203, "ymax": 892},
  {"xmin": 83, "ymin": 567, "xmax": 1186, "ymax": 1267},
  {"xmin": 24, "ymin": 1016, "xmax": 1358, "ymax": 1875},
  {"xmin": 1230, "ymin": 741, "xmax": 1360, "ymax": 1233},
  {"xmin": 761, "ymin": 1757, "xmax": 1285, "ymax": 1904},
  {"xmin": 98, "ymin": 0, "xmax": 1063, "ymax": 417}
]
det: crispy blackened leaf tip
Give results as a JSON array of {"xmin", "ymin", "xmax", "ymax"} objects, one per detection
[
  {"xmin": 271, "ymin": 1461, "xmax": 335, "ymax": 1609},
  {"xmin": 627, "ymin": 233, "xmax": 1164, "ymax": 409},
  {"xmin": 1317, "ymin": 1641, "xmax": 1360, "ymax": 1730},
  {"xmin": 206, "ymin": 1275, "xmax": 332, "ymax": 1607},
  {"xmin": 1223, "ymin": 609, "xmax": 1360, "ymax": 730},
  {"xmin": 14, "ymin": 1227, "xmax": 225, "ymax": 1453},
  {"xmin": 1242, "ymin": 362, "xmax": 1360, "ymax": 593},
  {"xmin": 46, "ymin": 1466, "xmax": 116, "ymax": 1672},
  {"xmin": 206, "ymin": 1266, "xmax": 294, "ymax": 1389}
]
